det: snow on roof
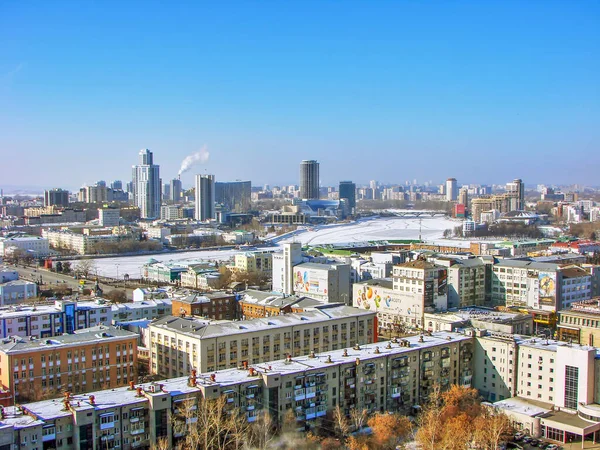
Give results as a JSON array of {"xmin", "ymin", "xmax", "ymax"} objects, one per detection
[{"xmin": 493, "ymin": 397, "xmax": 552, "ymax": 417}]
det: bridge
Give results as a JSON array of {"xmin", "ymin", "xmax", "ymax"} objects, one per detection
[{"xmin": 385, "ymin": 209, "xmax": 449, "ymax": 217}]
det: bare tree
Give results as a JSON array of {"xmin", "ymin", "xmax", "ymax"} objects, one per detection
[
  {"xmin": 75, "ymin": 259, "xmax": 97, "ymax": 278},
  {"xmin": 332, "ymin": 405, "xmax": 349, "ymax": 440},
  {"xmin": 349, "ymin": 408, "xmax": 368, "ymax": 432}
]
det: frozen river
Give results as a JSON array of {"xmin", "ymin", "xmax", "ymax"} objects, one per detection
[{"xmin": 82, "ymin": 216, "xmax": 460, "ymax": 278}]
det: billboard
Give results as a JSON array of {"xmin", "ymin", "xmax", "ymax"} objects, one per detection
[
  {"xmin": 538, "ymin": 272, "xmax": 556, "ymax": 305},
  {"xmin": 354, "ymin": 284, "xmax": 417, "ymax": 318},
  {"xmin": 294, "ymin": 267, "xmax": 329, "ymax": 296},
  {"xmin": 437, "ymin": 269, "xmax": 447, "ymax": 295}
]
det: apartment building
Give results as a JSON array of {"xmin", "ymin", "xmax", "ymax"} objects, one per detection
[
  {"xmin": 234, "ymin": 251, "xmax": 273, "ymax": 274},
  {"xmin": 42, "ymin": 229, "xmax": 135, "ymax": 255},
  {"xmin": 491, "ymin": 260, "xmax": 592, "ymax": 311},
  {"xmin": 179, "ymin": 263, "xmax": 219, "ymax": 289},
  {"xmin": 0, "ymin": 235, "xmax": 50, "ymax": 257},
  {"xmin": 170, "ymin": 292, "xmax": 237, "ymax": 320},
  {"xmin": 0, "ymin": 279, "xmax": 37, "ymax": 306},
  {"xmin": 433, "ymin": 256, "xmax": 488, "ymax": 308},
  {"xmin": 111, "ymin": 299, "xmax": 171, "ymax": 323},
  {"xmin": 0, "ymin": 326, "xmax": 138, "ymax": 403},
  {"xmin": 0, "ymin": 331, "xmax": 473, "ymax": 450},
  {"xmin": 149, "ymin": 305, "xmax": 377, "ymax": 377}
]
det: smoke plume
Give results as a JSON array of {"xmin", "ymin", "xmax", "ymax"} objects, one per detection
[{"xmin": 178, "ymin": 145, "xmax": 210, "ymax": 175}]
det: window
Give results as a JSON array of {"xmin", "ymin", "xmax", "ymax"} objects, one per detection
[{"xmin": 565, "ymin": 365, "xmax": 579, "ymax": 410}]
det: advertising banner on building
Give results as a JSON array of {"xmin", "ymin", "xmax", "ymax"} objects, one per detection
[
  {"xmin": 538, "ymin": 272, "xmax": 556, "ymax": 305},
  {"xmin": 294, "ymin": 268, "xmax": 328, "ymax": 296}
]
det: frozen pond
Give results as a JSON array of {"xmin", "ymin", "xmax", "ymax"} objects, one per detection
[{"xmin": 79, "ymin": 216, "xmax": 461, "ymax": 278}]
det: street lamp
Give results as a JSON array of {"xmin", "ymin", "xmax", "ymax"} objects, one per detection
[
  {"xmin": 412, "ymin": 304, "xmax": 420, "ymax": 333},
  {"xmin": 115, "ymin": 264, "xmax": 120, "ymax": 288}
]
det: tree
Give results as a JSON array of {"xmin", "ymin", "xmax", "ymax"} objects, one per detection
[
  {"xmin": 349, "ymin": 408, "xmax": 368, "ymax": 432},
  {"xmin": 104, "ymin": 289, "xmax": 128, "ymax": 303},
  {"xmin": 367, "ymin": 413, "xmax": 412, "ymax": 450},
  {"xmin": 473, "ymin": 408, "xmax": 513, "ymax": 450},
  {"xmin": 332, "ymin": 406, "xmax": 350, "ymax": 441},
  {"xmin": 62, "ymin": 261, "xmax": 72, "ymax": 274},
  {"xmin": 75, "ymin": 259, "xmax": 97, "ymax": 278}
]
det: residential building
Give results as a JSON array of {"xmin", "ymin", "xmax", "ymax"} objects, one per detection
[
  {"xmin": 149, "ymin": 305, "xmax": 376, "ymax": 376},
  {"xmin": 194, "ymin": 174, "xmax": 215, "ymax": 221},
  {"xmin": 43, "ymin": 228, "xmax": 136, "ymax": 255},
  {"xmin": 424, "ymin": 307, "xmax": 533, "ymax": 335},
  {"xmin": 446, "ymin": 178, "xmax": 458, "ymax": 202},
  {"xmin": 171, "ymin": 292, "xmax": 237, "ymax": 320},
  {"xmin": 132, "ymin": 148, "xmax": 161, "ymax": 219},
  {"xmin": 238, "ymin": 290, "xmax": 324, "ymax": 319},
  {"xmin": 299, "ymin": 160, "xmax": 319, "ymax": 200},
  {"xmin": 0, "ymin": 331, "xmax": 473, "ymax": 449},
  {"xmin": 179, "ymin": 264, "xmax": 219, "ymax": 289},
  {"xmin": 160, "ymin": 204, "xmax": 183, "ymax": 220},
  {"xmin": 44, "ymin": 188, "xmax": 69, "ymax": 207},
  {"xmin": 234, "ymin": 251, "xmax": 273, "ymax": 274},
  {"xmin": 0, "ymin": 325, "xmax": 138, "ymax": 403},
  {"xmin": 505, "ymin": 178, "xmax": 525, "ymax": 211},
  {"xmin": 215, "ymin": 181, "xmax": 251, "ymax": 213},
  {"xmin": 433, "ymin": 256, "xmax": 488, "ymax": 308},
  {"xmin": 111, "ymin": 299, "xmax": 172, "ymax": 324}
]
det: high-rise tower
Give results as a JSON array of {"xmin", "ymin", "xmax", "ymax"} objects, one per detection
[
  {"xmin": 132, "ymin": 149, "xmax": 161, "ymax": 219},
  {"xmin": 195, "ymin": 174, "xmax": 215, "ymax": 221},
  {"xmin": 506, "ymin": 178, "xmax": 525, "ymax": 211},
  {"xmin": 446, "ymin": 178, "xmax": 458, "ymax": 202},
  {"xmin": 300, "ymin": 160, "xmax": 320, "ymax": 200},
  {"xmin": 339, "ymin": 181, "xmax": 356, "ymax": 214}
]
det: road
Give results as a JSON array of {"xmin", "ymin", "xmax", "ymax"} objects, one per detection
[{"xmin": 9, "ymin": 264, "xmax": 136, "ymax": 300}]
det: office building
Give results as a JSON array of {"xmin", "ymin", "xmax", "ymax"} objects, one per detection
[
  {"xmin": 170, "ymin": 292, "xmax": 237, "ymax": 320},
  {"xmin": 215, "ymin": 181, "xmax": 251, "ymax": 212},
  {"xmin": 110, "ymin": 180, "xmax": 122, "ymax": 190},
  {"xmin": 299, "ymin": 160, "xmax": 319, "ymax": 200},
  {"xmin": 0, "ymin": 235, "xmax": 50, "ymax": 257},
  {"xmin": 446, "ymin": 178, "xmax": 458, "ymax": 202},
  {"xmin": 0, "ymin": 325, "xmax": 138, "ymax": 403},
  {"xmin": 339, "ymin": 181, "xmax": 356, "ymax": 214},
  {"xmin": 506, "ymin": 178, "xmax": 525, "ymax": 211},
  {"xmin": 170, "ymin": 178, "xmax": 182, "ymax": 203},
  {"xmin": 194, "ymin": 174, "xmax": 215, "ymax": 221},
  {"xmin": 272, "ymin": 242, "xmax": 303, "ymax": 295},
  {"xmin": 149, "ymin": 305, "xmax": 376, "ymax": 376},
  {"xmin": 131, "ymin": 149, "xmax": 161, "ymax": 219},
  {"xmin": 98, "ymin": 208, "xmax": 120, "ymax": 227},
  {"xmin": 44, "ymin": 189, "xmax": 69, "ymax": 207}
]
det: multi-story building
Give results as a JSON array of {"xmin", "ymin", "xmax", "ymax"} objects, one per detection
[
  {"xmin": 505, "ymin": 178, "xmax": 525, "ymax": 211},
  {"xmin": 171, "ymin": 292, "xmax": 237, "ymax": 320},
  {"xmin": 290, "ymin": 262, "xmax": 351, "ymax": 303},
  {"xmin": 446, "ymin": 178, "xmax": 458, "ymax": 202},
  {"xmin": 557, "ymin": 299, "xmax": 600, "ymax": 346},
  {"xmin": 43, "ymin": 228, "xmax": 136, "ymax": 255},
  {"xmin": 98, "ymin": 208, "xmax": 120, "ymax": 227},
  {"xmin": 238, "ymin": 290, "xmax": 323, "ymax": 319},
  {"xmin": 0, "ymin": 235, "xmax": 50, "ymax": 257},
  {"xmin": 111, "ymin": 299, "xmax": 171, "ymax": 324},
  {"xmin": 194, "ymin": 174, "xmax": 215, "ymax": 221},
  {"xmin": 160, "ymin": 204, "xmax": 183, "ymax": 220},
  {"xmin": 0, "ymin": 279, "xmax": 37, "ymax": 306},
  {"xmin": 44, "ymin": 188, "xmax": 70, "ymax": 207},
  {"xmin": 215, "ymin": 181, "xmax": 251, "ymax": 213},
  {"xmin": 234, "ymin": 251, "xmax": 273, "ymax": 274},
  {"xmin": 170, "ymin": 177, "xmax": 182, "ymax": 202},
  {"xmin": 339, "ymin": 181, "xmax": 356, "ymax": 214},
  {"xmin": 142, "ymin": 261, "xmax": 187, "ymax": 284},
  {"xmin": 132, "ymin": 149, "xmax": 161, "ymax": 219},
  {"xmin": 491, "ymin": 260, "xmax": 592, "ymax": 312},
  {"xmin": 179, "ymin": 263, "xmax": 219, "ymax": 289},
  {"xmin": 424, "ymin": 307, "xmax": 533, "ymax": 336},
  {"xmin": 149, "ymin": 305, "xmax": 376, "ymax": 377},
  {"xmin": 0, "ymin": 331, "xmax": 473, "ymax": 450},
  {"xmin": 0, "ymin": 325, "xmax": 138, "ymax": 403},
  {"xmin": 272, "ymin": 242, "xmax": 303, "ymax": 295},
  {"xmin": 299, "ymin": 160, "xmax": 319, "ymax": 200},
  {"xmin": 433, "ymin": 256, "xmax": 487, "ymax": 308}
]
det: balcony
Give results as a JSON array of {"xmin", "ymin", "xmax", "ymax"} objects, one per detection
[{"xmin": 130, "ymin": 428, "xmax": 145, "ymax": 436}]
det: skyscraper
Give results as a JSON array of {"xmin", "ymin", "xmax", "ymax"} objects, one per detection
[
  {"xmin": 170, "ymin": 178, "xmax": 182, "ymax": 203},
  {"xmin": 446, "ymin": 178, "xmax": 458, "ymax": 202},
  {"xmin": 215, "ymin": 181, "xmax": 251, "ymax": 212},
  {"xmin": 132, "ymin": 149, "xmax": 161, "ymax": 219},
  {"xmin": 44, "ymin": 188, "xmax": 70, "ymax": 207},
  {"xmin": 339, "ymin": 181, "xmax": 356, "ymax": 213},
  {"xmin": 300, "ymin": 160, "xmax": 319, "ymax": 200},
  {"xmin": 195, "ymin": 174, "xmax": 215, "ymax": 221},
  {"xmin": 506, "ymin": 178, "xmax": 525, "ymax": 211}
]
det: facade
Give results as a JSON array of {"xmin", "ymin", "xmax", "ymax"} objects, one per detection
[
  {"xmin": 215, "ymin": 181, "xmax": 251, "ymax": 213},
  {"xmin": 0, "ymin": 280, "xmax": 37, "ymax": 306},
  {"xmin": 505, "ymin": 178, "xmax": 525, "ymax": 211},
  {"xmin": 0, "ymin": 235, "xmax": 50, "ymax": 257},
  {"xmin": 339, "ymin": 181, "xmax": 356, "ymax": 214},
  {"xmin": 43, "ymin": 229, "xmax": 136, "ymax": 255},
  {"xmin": 194, "ymin": 174, "xmax": 215, "ymax": 221},
  {"xmin": 272, "ymin": 242, "xmax": 303, "ymax": 295},
  {"xmin": 234, "ymin": 251, "xmax": 273, "ymax": 274},
  {"xmin": 171, "ymin": 293, "xmax": 237, "ymax": 320},
  {"xmin": 299, "ymin": 160, "xmax": 319, "ymax": 200},
  {"xmin": 98, "ymin": 208, "xmax": 120, "ymax": 227},
  {"xmin": 160, "ymin": 204, "xmax": 182, "ymax": 220},
  {"xmin": 0, "ymin": 325, "xmax": 138, "ymax": 403},
  {"xmin": 111, "ymin": 299, "xmax": 172, "ymax": 324},
  {"xmin": 149, "ymin": 305, "xmax": 377, "ymax": 376},
  {"xmin": 179, "ymin": 264, "xmax": 219, "ymax": 289},
  {"xmin": 44, "ymin": 188, "xmax": 69, "ymax": 207},
  {"xmin": 0, "ymin": 331, "xmax": 472, "ymax": 450},
  {"xmin": 446, "ymin": 178, "xmax": 458, "ymax": 202},
  {"xmin": 424, "ymin": 308, "xmax": 533, "ymax": 335},
  {"xmin": 238, "ymin": 290, "xmax": 324, "ymax": 319},
  {"xmin": 142, "ymin": 261, "xmax": 187, "ymax": 284}
]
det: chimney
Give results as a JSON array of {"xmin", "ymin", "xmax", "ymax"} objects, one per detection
[
  {"xmin": 136, "ymin": 387, "xmax": 143, "ymax": 397},
  {"xmin": 242, "ymin": 361, "xmax": 248, "ymax": 370},
  {"xmin": 343, "ymin": 349, "xmax": 348, "ymax": 357},
  {"xmin": 129, "ymin": 381, "xmax": 135, "ymax": 390},
  {"xmin": 248, "ymin": 368, "xmax": 255, "ymax": 376},
  {"xmin": 374, "ymin": 346, "xmax": 380, "ymax": 354},
  {"xmin": 309, "ymin": 350, "xmax": 316, "ymax": 358},
  {"xmin": 325, "ymin": 355, "xmax": 333, "ymax": 363},
  {"xmin": 210, "ymin": 373, "xmax": 216, "ymax": 382},
  {"xmin": 189, "ymin": 369, "xmax": 197, "ymax": 387},
  {"xmin": 355, "ymin": 358, "xmax": 360, "ymax": 366},
  {"xmin": 62, "ymin": 398, "xmax": 70, "ymax": 411},
  {"xmin": 89, "ymin": 395, "xmax": 95, "ymax": 405},
  {"xmin": 286, "ymin": 354, "xmax": 292, "ymax": 363}
]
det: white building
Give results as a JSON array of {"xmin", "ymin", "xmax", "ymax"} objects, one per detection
[
  {"xmin": 433, "ymin": 256, "xmax": 488, "ymax": 308},
  {"xmin": 132, "ymin": 148, "xmax": 161, "ymax": 219},
  {"xmin": 0, "ymin": 235, "xmax": 50, "ymax": 257},
  {"xmin": 272, "ymin": 242, "xmax": 303, "ymax": 295},
  {"xmin": 0, "ymin": 280, "xmax": 37, "ymax": 305},
  {"xmin": 290, "ymin": 262, "xmax": 351, "ymax": 303},
  {"xmin": 446, "ymin": 178, "xmax": 458, "ymax": 202}
]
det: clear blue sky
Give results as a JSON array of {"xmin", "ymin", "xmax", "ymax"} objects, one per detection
[{"xmin": 1, "ymin": 1, "xmax": 598, "ymax": 191}]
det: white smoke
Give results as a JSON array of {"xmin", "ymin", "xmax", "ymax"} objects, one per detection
[{"xmin": 178, "ymin": 145, "xmax": 210, "ymax": 175}]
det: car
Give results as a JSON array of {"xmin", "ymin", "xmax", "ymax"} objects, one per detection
[
  {"xmin": 545, "ymin": 445, "xmax": 560, "ymax": 450},
  {"xmin": 530, "ymin": 439, "xmax": 539, "ymax": 447},
  {"xmin": 522, "ymin": 437, "xmax": 532, "ymax": 443}
]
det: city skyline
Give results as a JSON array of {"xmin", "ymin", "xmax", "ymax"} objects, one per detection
[{"xmin": 1, "ymin": 2, "xmax": 599, "ymax": 188}]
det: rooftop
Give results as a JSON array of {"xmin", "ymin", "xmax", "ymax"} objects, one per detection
[{"xmin": 493, "ymin": 397, "xmax": 552, "ymax": 417}]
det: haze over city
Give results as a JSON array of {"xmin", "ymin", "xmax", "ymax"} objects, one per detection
[{"xmin": 1, "ymin": 1, "xmax": 599, "ymax": 189}]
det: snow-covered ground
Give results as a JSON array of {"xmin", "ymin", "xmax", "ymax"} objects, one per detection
[{"xmin": 82, "ymin": 216, "xmax": 461, "ymax": 278}]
